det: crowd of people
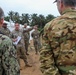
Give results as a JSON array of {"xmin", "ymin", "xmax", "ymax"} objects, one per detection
[
  {"xmin": 1, "ymin": 0, "xmax": 76, "ymax": 75},
  {"xmin": 2, "ymin": 21, "xmax": 41, "ymax": 62},
  {"xmin": 0, "ymin": 7, "xmax": 41, "ymax": 74}
]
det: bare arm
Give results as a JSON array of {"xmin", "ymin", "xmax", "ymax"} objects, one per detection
[{"xmin": 23, "ymin": 27, "xmax": 33, "ymax": 33}]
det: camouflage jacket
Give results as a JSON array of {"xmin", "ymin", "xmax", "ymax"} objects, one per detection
[
  {"xmin": 31, "ymin": 30, "xmax": 40, "ymax": 40},
  {"xmin": 1, "ymin": 27, "xmax": 11, "ymax": 37},
  {"xmin": 11, "ymin": 29, "xmax": 25, "ymax": 46},
  {"xmin": 23, "ymin": 27, "xmax": 33, "ymax": 40},
  {"xmin": 40, "ymin": 9, "xmax": 76, "ymax": 75},
  {"xmin": 0, "ymin": 33, "xmax": 20, "ymax": 75}
]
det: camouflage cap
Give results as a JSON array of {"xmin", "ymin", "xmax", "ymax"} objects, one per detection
[{"xmin": 3, "ymin": 23, "xmax": 7, "ymax": 25}]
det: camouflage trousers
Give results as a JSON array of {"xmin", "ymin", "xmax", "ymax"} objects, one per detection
[
  {"xmin": 16, "ymin": 45, "xmax": 28, "ymax": 65},
  {"xmin": 33, "ymin": 39, "xmax": 41, "ymax": 54},
  {"xmin": 24, "ymin": 39, "xmax": 29, "ymax": 54}
]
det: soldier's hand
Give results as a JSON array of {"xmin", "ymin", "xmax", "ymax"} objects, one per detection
[
  {"xmin": 33, "ymin": 25, "xmax": 38, "ymax": 29},
  {"xmin": 12, "ymin": 38, "xmax": 17, "ymax": 42}
]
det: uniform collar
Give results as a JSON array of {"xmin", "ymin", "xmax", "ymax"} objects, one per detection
[{"xmin": 62, "ymin": 8, "xmax": 76, "ymax": 15}]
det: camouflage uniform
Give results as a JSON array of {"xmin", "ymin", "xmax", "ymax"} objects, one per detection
[
  {"xmin": 11, "ymin": 29, "xmax": 28, "ymax": 66},
  {"xmin": 0, "ymin": 31, "xmax": 20, "ymax": 75},
  {"xmin": 40, "ymin": 9, "xmax": 76, "ymax": 75},
  {"xmin": 23, "ymin": 27, "xmax": 33, "ymax": 55},
  {"xmin": 1, "ymin": 27, "xmax": 11, "ymax": 37},
  {"xmin": 31, "ymin": 30, "xmax": 41, "ymax": 54}
]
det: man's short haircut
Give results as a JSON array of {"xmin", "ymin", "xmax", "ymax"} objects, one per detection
[
  {"xmin": 14, "ymin": 22, "xmax": 20, "ymax": 26},
  {"xmin": 0, "ymin": 7, "xmax": 4, "ymax": 19},
  {"xmin": 61, "ymin": 0, "xmax": 76, "ymax": 7},
  {"xmin": 24, "ymin": 23, "xmax": 27, "ymax": 26},
  {"xmin": 54, "ymin": 0, "xmax": 76, "ymax": 7}
]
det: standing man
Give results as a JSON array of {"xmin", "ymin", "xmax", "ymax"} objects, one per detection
[
  {"xmin": 31, "ymin": 26, "xmax": 41, "ymax": 54},
  {"xmin": 40, "ymin": 0, "xmax": 76, "ymax": 75},
  {"xmin": 0, "ymin": 7, "xmax": 20, "ymax": 75},
  {"xmin": 1, "ymin": 22, "xmax": 11, "ymax": 37},
  {"xmin": 11, "ymin": 23, "xmax": 31, "ymax": 67},
  {"xmin": 23, "ymin": 23, "xmax": 34, "ymax": 55}
]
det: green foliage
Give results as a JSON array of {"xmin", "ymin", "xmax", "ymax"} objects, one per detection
[
  {"xmin": 46, "ymin": 14, "xmax": 56, "ymax": 23},
  {"xmin": 4, "ymin": 11, "xmax": 56, "ymax": 29},
  {"xmin": 4, "ymin": 16, "xmax": 10, "ymax": 21},
  {"xmin": 21, "ymin": 13, "xmax": 30, "ymax": 25}
]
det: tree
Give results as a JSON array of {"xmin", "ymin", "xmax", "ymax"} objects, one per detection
[
  {"xmin": 38, "ymin": 14, "xmax": 46, "ymax": 28},
  {"xmin": 5, "ymin": 11, "xmax": 56, "ymax": 30},
  {"xmin": 31, "ymin": 13, "xmax": 39, "ymax": 26},
  {"xmin": 46, "ymin": 14, "xmax": 55, "ymax": 23},
  {"xmin": 21, "ymin": 13, "xmax": 30, "ymax": 25},
  {"xmin": 13, "ymin": 12, "xmax": 20, "ymax": 23},
  {"xmin": 4, "ymin": 16, "xmax": 10, "ymax": 22},
  {"xmin": 8, "ymin": 11, "xmax": 15, "ymax": 22}
]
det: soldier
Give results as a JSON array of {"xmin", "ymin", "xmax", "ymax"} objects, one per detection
[
  {"xmin": 11, "ymin": 22, "xmax": 32, "ymax": 67},
  {"xmin": 31, "ymin": 26, "xmax": 41, "ymax": 54},
  {"xmin": 23, "ymin": 23, "xmax": 35, "ymax": 55},
  {"xmin": 0, "ymin": 7, "xmax": 20, "ymax": 75},
  {"xmin": 1, "ymin": 22, "xmax": 11, "ymax": 37},
  {"xmin": 40, "ymin": 0, "xmax": 76, "ymax": 75}
]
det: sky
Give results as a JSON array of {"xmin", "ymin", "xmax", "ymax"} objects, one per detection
[{"xmin": 0, "ymin": 0, "xmax": 60, "ymax": 17}]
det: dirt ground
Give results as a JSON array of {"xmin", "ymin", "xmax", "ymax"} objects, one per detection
[{"xmin": 20, "ymin": 40, "xmax": 43, "ymax": 75}]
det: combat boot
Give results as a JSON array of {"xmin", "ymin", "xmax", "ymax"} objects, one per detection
[
  {"xmin": 25, "ymin": 63, "xmax": 32, "ymax": 67},
  {"xmin": 26, "ymin": 52, "xmax": 29, "ymax": 55}
]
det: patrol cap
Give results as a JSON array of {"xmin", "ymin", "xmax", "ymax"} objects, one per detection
[
  {"xmin": 53, "ymin": 0, "xmax": 57, "ymax": 3},
  {"xmin": 3, "ymin": 23, "xmax": 7, "ymax": 25}
]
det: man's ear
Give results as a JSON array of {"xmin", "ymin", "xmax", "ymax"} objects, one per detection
[
  {"xmin": 60, "ymin": 1, "xmax": 63, "ymax": 9},
  {"xmin": 0, "ymin": 18, "xmax": 4, "ymax": 24}
]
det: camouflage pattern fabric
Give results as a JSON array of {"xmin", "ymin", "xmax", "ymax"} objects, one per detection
[
  {"xmin": 32, "ymin": 30, "xmax": 41, "ymax": 54},
  {"xmin": 0, "ymin": 34, "xmax": 20, "ymax": 75},
  {"xmin": 1, "ymin": 27, "xmax": 11, "ymax": 37},
  {"xmin": 23, "ymin": 27, "xmax": 33, "ymax": 54},
  {"xmin": 23, "ymin": 28, "xmax": 30, "ymax": 53},
  {"xmin": 11, "ymin": 29, "xmax": 28, "ymax": 65},
  {"xmin": 23, "ymin": 28, "xmax": 30, "ymax": 40},
  {"xmin": 40, "ymin": 8, "xmax": 76, "ymax": 75}
]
